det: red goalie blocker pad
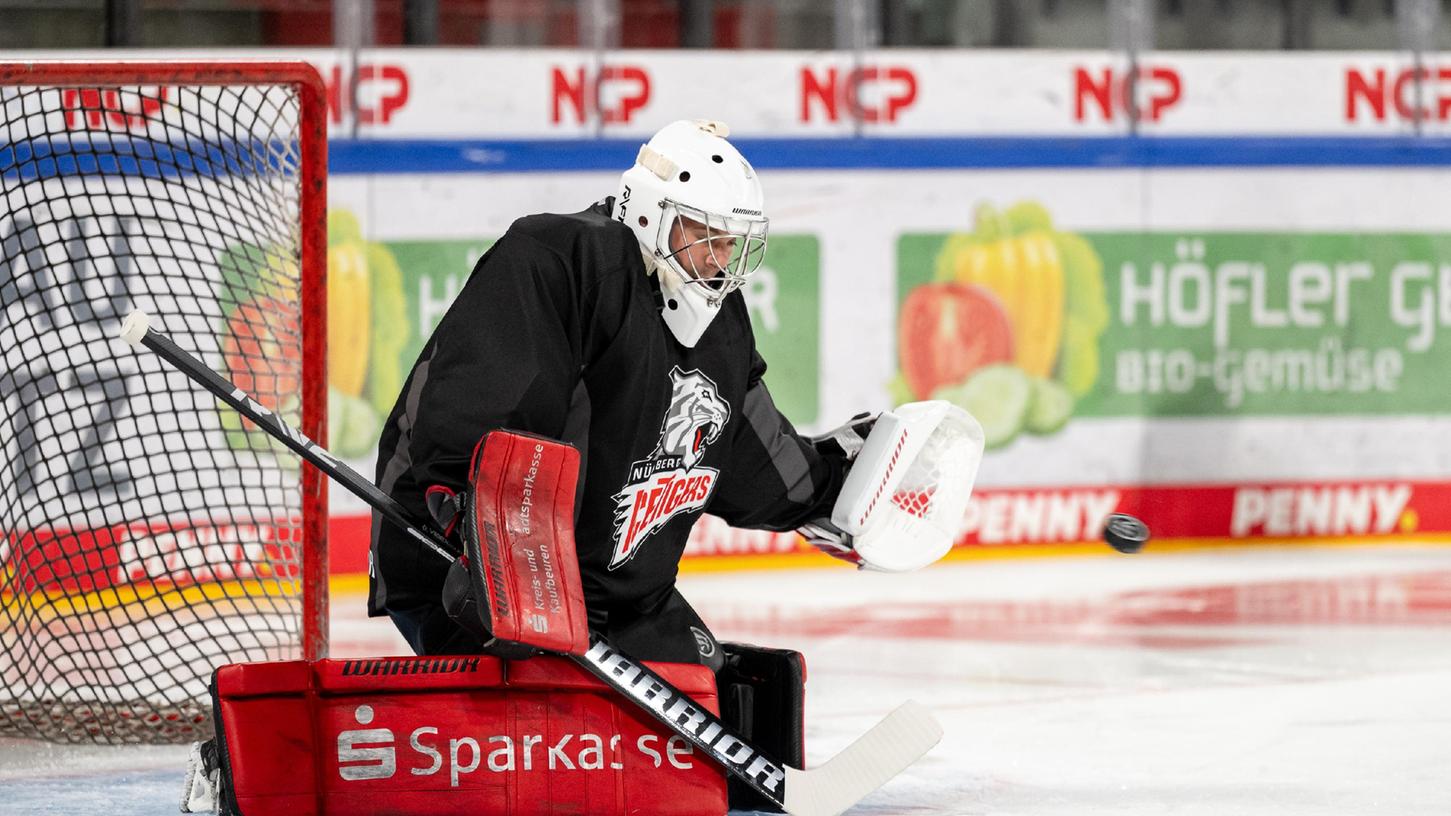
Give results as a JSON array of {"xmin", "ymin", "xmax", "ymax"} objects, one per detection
[
  {"xmin": 464, "ymin": 430, "xmax": 590, "ymax": 655},
  {"xmin": 212, "ymin": 655, "xmax": 727, "ymax": 816}
]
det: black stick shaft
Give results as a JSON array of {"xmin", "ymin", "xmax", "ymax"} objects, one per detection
[
  {"xmin": 137, "ymin": 325, "xmax": 457, "ymax": 564},
  {"xmin": 577, "ymin": 634, "xmax": 789, "ymax": 806},
  {"xmin": 128, "ymin": 320, "xmax": 794, "ymax": 810}
]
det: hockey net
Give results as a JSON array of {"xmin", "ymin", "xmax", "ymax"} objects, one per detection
[{"xmin": 0, "ymin": 62, "xmax": 328, "ymax": 744}]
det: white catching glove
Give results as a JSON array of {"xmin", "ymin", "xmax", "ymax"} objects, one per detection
[{"xmin": 800, "ymin": 401, "xmax": 984, "ymax": 572}]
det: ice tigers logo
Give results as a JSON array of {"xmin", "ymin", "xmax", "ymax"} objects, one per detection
[
  {"xmin": 609, "ymin": 367, "xmax": 731, "ymax": 570},
  {"xmin": 660, "ymin": 370, "xmax": 729, "ymax": 469}
]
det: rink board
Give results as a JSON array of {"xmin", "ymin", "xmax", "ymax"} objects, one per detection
[{"xmin": 3, "ymin": 48, "xmax": 1450, "ymax": 576}]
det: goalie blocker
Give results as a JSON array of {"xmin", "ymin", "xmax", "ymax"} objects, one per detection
[{"xmin": 427, "ymin": 430, "xmax": 592, "ymax": 658}]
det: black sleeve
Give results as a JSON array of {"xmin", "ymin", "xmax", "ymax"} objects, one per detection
[
  {"xmin": 393, "ymin": 232, "xmax": 583, "ymax": 499},
  {"xmin": 370, "ymin": 216, "xmax": 633, "ymax": 618},
  {"xmin": 708, "ymin": 351, "xmax": 848, "ymax": 531}
]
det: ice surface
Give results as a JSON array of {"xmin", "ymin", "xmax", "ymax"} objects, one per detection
[{"xmin": 4, "ymin": 544, "xmax": 1450, "ymax": 815}]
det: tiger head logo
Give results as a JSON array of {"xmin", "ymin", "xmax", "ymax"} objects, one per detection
[{"xmin": 656, "ymin": 367, "xmax": 730, "ymax": 470}]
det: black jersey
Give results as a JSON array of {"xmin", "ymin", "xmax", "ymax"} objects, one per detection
[{"xmin": 369, "ymin": 199, "xmax": 844, "ymax": 620}]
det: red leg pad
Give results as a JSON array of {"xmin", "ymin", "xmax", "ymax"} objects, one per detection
[{"xmin": 213, "ymin": 655, "xmax": 727, "ymax": 815}]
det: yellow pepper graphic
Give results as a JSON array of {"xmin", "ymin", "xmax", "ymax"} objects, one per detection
[
  {"xmin": 939, "ymin": 204, "xmax": 1065, "ymax": 379},
  {"xmin": 324, "ymin": 208, "xmax": 412, "ymax": 459},
  {"xmin": 908, "ymin": 200, "xmax": 1108, "ymax": 450},
  {"xmin": 327, "ymin": 241, "xmax": 372, "ymax": 397}
]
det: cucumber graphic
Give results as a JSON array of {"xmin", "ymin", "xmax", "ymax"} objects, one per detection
[
  {"xmin": 933, "ymin": 364, "xmax": 1031, "ymax": 449},
  {"xmin": 1025, "ymin": 377, "xmax": 1075, "ymax": 436},
  {"xmin": 329, "ymin": 386, "xmax": 382, "ymax": 460}
]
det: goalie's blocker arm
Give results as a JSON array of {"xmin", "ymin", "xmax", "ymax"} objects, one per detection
[{"xmin": 438, "ymin": 430, "xmax": 593, "ymax": 659}]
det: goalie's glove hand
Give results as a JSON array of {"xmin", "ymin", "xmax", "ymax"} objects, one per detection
[
  {"xmin": 798, "ymin": 516, "xmax": 865, "ymax": 568},
  {"xmin": 808, "ymin": 411, "xmax": 878, "ymax": 463},
  {"xmin": 798, "ymin": 412, "xmax": 879, "ymax": 569}
]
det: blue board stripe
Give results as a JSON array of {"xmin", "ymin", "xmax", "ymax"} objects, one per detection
[
  {"xmin": 6, "ymin": 136, "xmax": 1451, "ymax": 180},
  {"xmin": 1, "ymin": 136, "xmax": 299, "ymax": 182},
  {"xmin": 328, "ymin": 136, "xmax": 1451, "ymax": 175}
]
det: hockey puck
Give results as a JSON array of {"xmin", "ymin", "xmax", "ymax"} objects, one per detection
[{"xmin": 1102, "ymin": 513, "xmax": 1150, "ymax": 554}]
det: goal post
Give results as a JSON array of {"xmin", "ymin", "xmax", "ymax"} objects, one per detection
[{"xmin": 0, "ymin": 61, "xmax": 329, "ymax": 744}]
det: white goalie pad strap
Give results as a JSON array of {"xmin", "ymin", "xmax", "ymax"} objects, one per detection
[
  {"xmin": 831, "ymin": 401, "xmax": 985, "ymax": 572},
  {"xmin": 179, "ymin": 740, "xmax": 220, "ymax": 814}
]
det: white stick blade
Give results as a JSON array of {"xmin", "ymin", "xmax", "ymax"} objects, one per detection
[
  {"xmin": 782, "ymin": 700, "xmax": 943, "ymax": 816},
  {"xmin": 119, "ymin": 310, "xmax": 152, "ymax": 347}
]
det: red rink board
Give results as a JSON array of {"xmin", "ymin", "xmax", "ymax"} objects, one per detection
[
  {"xmin": 676, "ymin": 478, "xmax": 1451, "ymax": 561},
  {"xmin": 259, "ymin": 478, "xmax": 1451, "ymax": 578},
  {"xmin": 957, "ymin": 479, "xmax": 1443, "ymax": 545},
  {"xmin": 214, "ymin": 655, "xmax": 727, "ymax": 816}
]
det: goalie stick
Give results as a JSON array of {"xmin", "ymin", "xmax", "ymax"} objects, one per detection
[{"xmin": 118, "ymin": 310, "xmax": 942, "ymax": 816}]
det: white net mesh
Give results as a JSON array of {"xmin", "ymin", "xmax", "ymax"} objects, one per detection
[
  {"xmin": 0, "ymin": 73, "xmax": 319, "ymax": 744},
  {"xmin": 888, "ymin": 411, "xmax": 980, "ymax": 534}
]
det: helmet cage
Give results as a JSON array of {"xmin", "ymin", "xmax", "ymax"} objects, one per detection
[{"xmin": 655, "ymin": 198, "xmax": 768, "ymax": 303}]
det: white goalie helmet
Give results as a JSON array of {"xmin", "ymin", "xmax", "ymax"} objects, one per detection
[{"xmin": 615, "ymin": 119, "xmax": 768, "ymax": 347}]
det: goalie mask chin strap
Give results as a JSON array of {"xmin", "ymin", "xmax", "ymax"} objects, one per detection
[
  {"xmin": 642, "ymin": 247, "xmax": 675, "ymax": 314},
  {"xmin": 641, "ymin": 244, "xmax": 721, "ymax": 348},
  {"xmin": 642, "ymin": 245, "xmax": 670, "ymax": 283}
]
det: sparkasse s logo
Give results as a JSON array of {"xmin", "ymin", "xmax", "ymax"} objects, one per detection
[
  {"xmin": 337, "ymin": 705, "xmax": 396, "ymax": 781},
  {"xmin": 333, "ymin": 704, "xmax": 698, "ymax": 787}
]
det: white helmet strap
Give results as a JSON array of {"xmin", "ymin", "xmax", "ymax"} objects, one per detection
[
  {"xmin": 695, "ymin": 120, "xmax": 730, "ymax": 138},
  {"xmin": 637, "ymin": 145, "xmax": 677, "ymax": 181}
]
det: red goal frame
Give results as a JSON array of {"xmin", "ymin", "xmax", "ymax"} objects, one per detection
[{"xmin": 0, "ymin": 60, "xmax": 330, "ymax": 660}]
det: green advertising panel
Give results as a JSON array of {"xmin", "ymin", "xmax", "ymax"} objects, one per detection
[
  {"xmin": 324, "ymin": 209, "xmax": 819, "ymax": 457},
  {"xmin": 745, "ymin": 235, "xmax": 820, "ymax": 426},
  {"xmin": 323, "ymin": 210, "xmax": 452, "ymax": 458},
  {"xmin": 897, "ymin": 200, "xmax": 1451, "ymax": 449},
  {"xmin": 385, "ymin": 238, "xmax": 497, "ymax": 366}
]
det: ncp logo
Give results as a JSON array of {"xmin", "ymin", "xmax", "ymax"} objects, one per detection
[
  {"xmin": 62, "ymin": 87, "xmax": 167, "ymax": 132},
  {"xmin": 1073, "ymin": 65, "xmax": 1183, "ymax": 123},
  {"xmin": 800, "ymin": 65, "xmax": 919, "ymax": 123},
  {"xmin": 1346, "ymin": 66, "xmax": 1451, "ymax": 122},
  {"xmin": 337, "ymin": 705, "xmax": 396, "ymax": 781},
  {"xmin": 551, "ymin": 65, "xmax": 651, "ymax": 124},
  {"xmin": 323, "ymin": 63, "xmax": 410, "ymax": 126}
]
